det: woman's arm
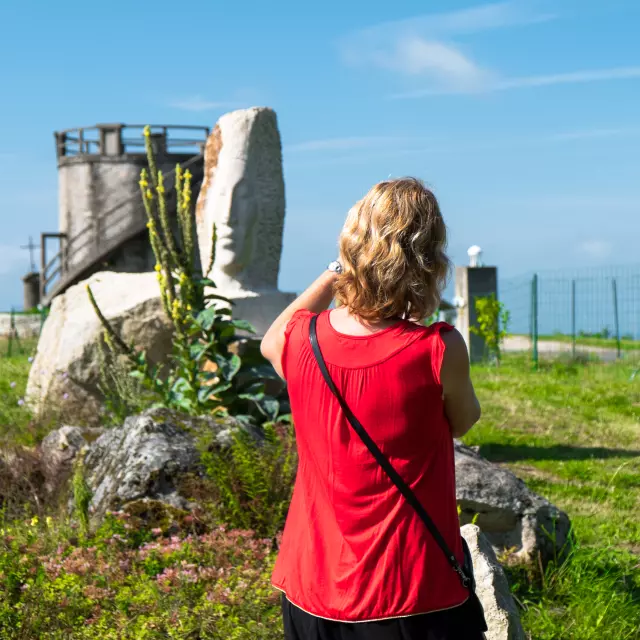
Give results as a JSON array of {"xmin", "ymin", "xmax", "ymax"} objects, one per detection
[
  {"xmin": 440, "ymin": 328, "xmax": 481, "ymax": 438},
  {"xmin": 260, "ymin": 270, "xmax": 338, "ymax": 379}
]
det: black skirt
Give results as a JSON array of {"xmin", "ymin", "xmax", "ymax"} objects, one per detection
[{"xmin": 281, "ymin": 594, "xmax": 486, "ymax": 640}]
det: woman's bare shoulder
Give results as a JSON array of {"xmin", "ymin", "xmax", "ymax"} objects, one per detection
[{"xmin": 440, "ymin": 328, "xmax": 471, "ymax": 379}]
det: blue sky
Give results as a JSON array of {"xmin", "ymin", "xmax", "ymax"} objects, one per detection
[{"xmin": 1, "ymin": 0, "xmax": 639, "ymax": 310}]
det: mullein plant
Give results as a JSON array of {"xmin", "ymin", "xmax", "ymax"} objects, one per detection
[{"xmin": 87, "ymin": 126, "xmax": 283, "ymax": 425}]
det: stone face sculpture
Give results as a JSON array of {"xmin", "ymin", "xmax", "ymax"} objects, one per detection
[{"xmin": 196, "ymin": 107, "xmax": 295, "ymax": 335}]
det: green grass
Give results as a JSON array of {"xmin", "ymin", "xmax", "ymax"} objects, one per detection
[
  {"xmin": 466, "ymin": 355, "xmax": 640, "ymax": 639},
  {"xmin": 2, "ymin": 345, "xmax": 639, "ymax": 638},
  {"xmin": 514, "ymin": 333, "xmax": 640, "ymax": 351},
  {"xmin": 0, "ymin": 338, "xmax": 40, "ymax": 445}
]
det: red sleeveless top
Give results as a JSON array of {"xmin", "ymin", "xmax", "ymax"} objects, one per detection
[{"xmin": 271, "ymin": 310, "xmax": 467, "ymax": 622}]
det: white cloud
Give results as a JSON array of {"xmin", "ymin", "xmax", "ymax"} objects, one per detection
[
  {"xmin": 286, "ymin": 126, "xmax": 640, "ymax": 161},
  {"xmin": 285, "ymin": 135, "xmax": 425, "ymax": 152},
  {"xmin": 392, "ymin": 38, "xmax": 493, "ymax": 91},
  {"xmin": 547, "ymin": 127, "xmax": 640, "ymax": 141},
  {"xmin": 341, "ymin": 3, "xmax": 640, "ymax": 98},
  {"xmin": 339, "ymin": 2, "xmax": 554, "ymax": 93},
  {"xmin": 392, "ymin": 65, "xmax": 640, "ymax": 98},
  {"xmin": 342, "ymin": 2, "xmax": 554, "ymax": 52},
  {"xmin": 578, "ymin": 241, "xmax": 613, "ymax": 259},
  {"xmin": 496, "ymin": 66, "xmax": 640, "ymax": 90},
  {"xmin": 169, "ymin": 96, "xmax": 237, "ymax": 112}
]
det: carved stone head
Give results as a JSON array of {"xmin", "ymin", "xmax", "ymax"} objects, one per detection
[{"xmin": 196, "ymin": 107, "xmax": 286, "ymax": 293}]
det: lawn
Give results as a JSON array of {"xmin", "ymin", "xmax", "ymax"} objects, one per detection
[
  {"xmin": 521, "ymin": 333, "xmax": 640, "ymax": 351},
  {"xmin": 0, "ymin": 337, "xmax": 40, "ymax": 445},
  {"xmin": 466, "ymin": 355, "xmax": 640, "ymax": 639},
  {"xmin": 0, "ymin": 347, "xmax": 639, "ymax": 638}
]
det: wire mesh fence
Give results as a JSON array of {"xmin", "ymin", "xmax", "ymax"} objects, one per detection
[
  {"xmin": 500, "ymin": 264, "xmax": 640, "ymax": 364},
  {"xmin": 2, "ymin": 263, "xmax": 639, "ymax": 366}
]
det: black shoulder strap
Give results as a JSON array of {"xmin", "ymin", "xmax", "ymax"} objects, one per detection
[{"xmin": 309, "ymin": 314, "xmax": 471, "ymax": 590}]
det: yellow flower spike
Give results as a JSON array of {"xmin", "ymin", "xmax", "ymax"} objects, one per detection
[
  {"xmin": 186, "ymin": 304, "xmax": 192, "ymax": 311},
  {"xmin": 184, "ymin": 170, "xmax": 192, "ymax": 180},
  {"xmin": 143, "ymin": 125, "xmax": 151, "ymax": 138},
  {"xmin": 45, "ymin": 516, "xmax": 53, "ymax": 528},
  {"xmin": 154, "ymin": 264, "xmax": 162, "ymax": 272},
  {"xmin": 157, "ymin": 185, "xmax": 165, "ymax": 194},
  {"xmin": 145, "ymin": 189, "xmax": 153, "ymax": 200},
  {"xmin": 30, "ymin": 516, "xmax": 38, "ymax": 527}
]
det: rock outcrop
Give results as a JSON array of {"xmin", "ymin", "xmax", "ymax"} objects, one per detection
[
  {"xmin": 26, "ymin": 271, "xmax": 173, "ymax": 419},
  {"xmin": 79, "ymin": 409, "xmax": 254, "ymax": 521},
  {"xmin": 461, "ymin": 524, "xmax": 525, "ymax": 640},
  {"xmin": 455, "ymin": 441, "xmax": 572, "ymax": 566}
]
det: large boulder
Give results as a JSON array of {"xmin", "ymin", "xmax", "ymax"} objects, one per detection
[
  {"xmin": 26, "ymin": 271, "xmax": 173, "ymax": 420},
  {"xmin": 455, "ymin": 441, "xmax": 571, "ymax": 566},
  {"xmin": 462, "ymin": 524, "xmax": 525, "ymax": 640},
  {"xmin": 79, "ymin": 409, "xmax": 252, "ymax": 521}
]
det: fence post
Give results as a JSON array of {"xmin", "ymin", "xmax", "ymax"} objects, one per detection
[
  {"xmin": 612, "ymin": 279, "xmax": 621, "ymax": 359},
  {"xmin": 40, "ymin": 232, "xmax": 47, "ymax": 302},
  {"xmin": 7, "ymin": 308, "xmax": 22, "ymax": 357},
  {"xmin": 531, "ymin": 274, "xmax": 539, "ymax": 368},
  {"xmin": 6, "ymin": 309, "xmax": 12, "ymax": 357},
  {"xmin": 571, "ymin": 279, "xmax": 576, "ymax": 360}
]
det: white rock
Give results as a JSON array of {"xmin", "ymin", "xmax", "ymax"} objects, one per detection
[
  {"xmin": 462, "ymin": 524, "xmax": 525, "ymax": 640},
  {"xmin": 26, "ymin": 271, "xmax": 173, "ymax": 417},
  {"xmin": 0, "ymin": 313, "xmax": 42, "ymax": 338},
  {"xmin": 195, "ymin": 107, "xmax": 295, "ymax": 335}
]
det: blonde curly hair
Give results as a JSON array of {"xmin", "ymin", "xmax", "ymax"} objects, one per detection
[{"xmin": 333, "ymin": 177, "xmax": 451, "ymax": 322}]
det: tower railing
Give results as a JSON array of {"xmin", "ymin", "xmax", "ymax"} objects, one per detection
[{"xmin": 55, "ymin": 124, "xmax": 210, "ymax": 159}]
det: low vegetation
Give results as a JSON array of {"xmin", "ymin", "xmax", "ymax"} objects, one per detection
[
  {"xmin": 0, "ymin": 337, "xmax": 42, "ymax": 445},
  {"xmin": 1, "ymin": 346, "xmax": 638, "ymax": 638},
  {"xmin": 468, "ymin": 355, "xmax": 640, "ymax": 639},
  {"xmin": 0, "ymin": 512, "xmax": 282, "ymax": 639}
]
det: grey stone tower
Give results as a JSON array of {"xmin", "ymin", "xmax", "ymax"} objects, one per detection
[{"xmin": 41, "ymin": 124, "xmax": 208, "ymax": 304}]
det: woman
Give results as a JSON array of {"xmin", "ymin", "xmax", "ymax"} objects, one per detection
[{"xmin": 261, "ymin": 178, "xmax": 485, "ymax": 639}]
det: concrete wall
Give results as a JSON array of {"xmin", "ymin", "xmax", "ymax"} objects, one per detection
[
  {"xmin": 0, "ymin": 313, "xmax": 42, "ymax": 338},
  {"xmin": 455, "ymin": 266, "xmax": 498, "ymax": 363},
  {"xmin": 58, "ymin": 153, "xmax": 200, "ymax": 274}
]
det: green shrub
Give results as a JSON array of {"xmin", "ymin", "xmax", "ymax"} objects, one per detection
[
  {"xmin": 0, "ymin": 513, "xmax": 283, "ymax": 639},
  {"xmin": 200, "ymin": 421, "xmax": 297, "ymax": 539},
  {"xmin": 471, "ymin": 293, "xmax": 510, "ymax": 363},
  {"xmin": 88, "ymin": 125, "xmax": 282, "ymax": 426}
]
